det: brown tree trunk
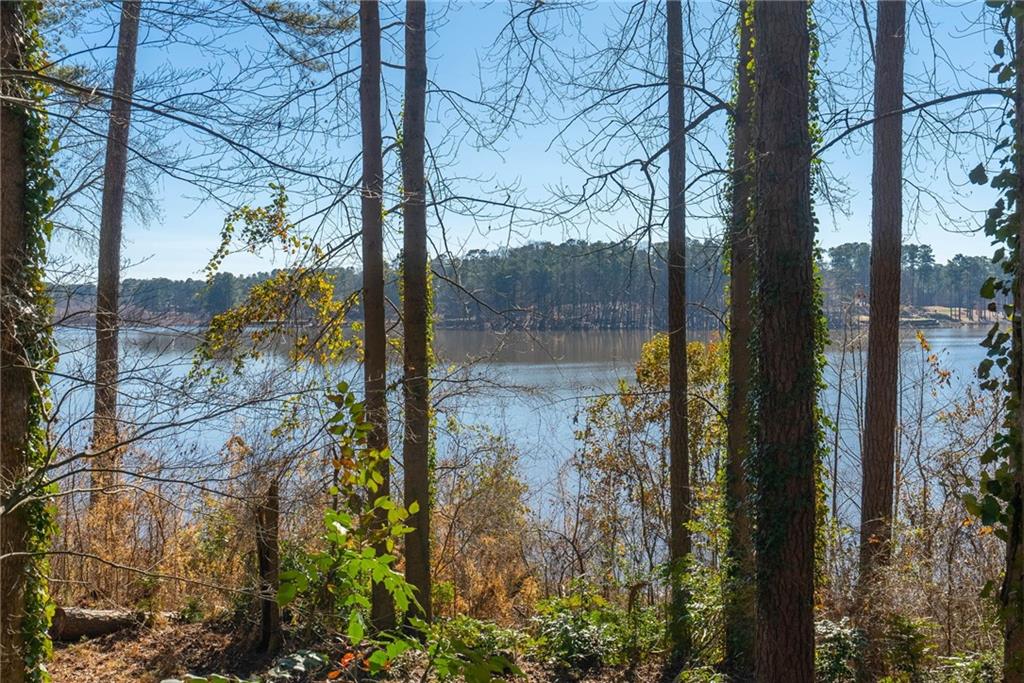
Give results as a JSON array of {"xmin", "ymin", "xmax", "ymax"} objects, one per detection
[
  {"xmin": 92, "ymin": 0, "xmax": 141, "ymax": 501},
  {"xmin": 360, "ymin": 0, "xmax": 395, "ymax": 633},
  {"xmin": 858, "ymin": 0, "xmax": 906, "ymax": 675},
  {"xmin": 50, "ymin": 608, "xmax": 143, "ymax": 642},
  {"xmin": 402, "ymin": 0, "xmax": 432, "ymax": 625},
  {"xmin": 256, "ymin": 483, "xmax": 281, "ymax": 653},
  {"xmin": 1005, "ymin": 13, "xmax": 1024, "ymax": 681},
  {"xmin": 1, "ymin": 4, "xmax": 32, "ymax": 679},
  {"xmin": 665, "ymin": 0, "xmax": 691, "ymax": 665},
  {"xmin": 751, "ymin": 2, "xmax": 816, "ymax": 681},
  {"xmin": 724, "ymin": 1, "xmax": 755, "ymax": 678}
]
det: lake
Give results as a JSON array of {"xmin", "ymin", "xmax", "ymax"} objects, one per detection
[{"xmin": 51, "ymin": 325, "xmax": 994, "ymax": 521}]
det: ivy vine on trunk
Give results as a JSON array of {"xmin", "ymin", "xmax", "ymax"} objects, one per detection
[
  {"xmin": 970, "ymin": 1, "xmax": 1024, "ymax": 678},
  {"xmin": 1, "ymin": 2, "xmax": 59, "ymax": 680}
]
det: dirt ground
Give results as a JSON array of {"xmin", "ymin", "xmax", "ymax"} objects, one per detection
[
  {"xmin": 50, "ymin": 620, "xmax": 275, "ymax": 683},
  {"xmin": 49, "ymin": 620, "xmax": 669, "ymax": 682}
]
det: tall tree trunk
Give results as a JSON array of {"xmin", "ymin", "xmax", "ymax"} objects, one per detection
[
  {"xmin": 91, "ymin": 0, "xmax": 141, "ymax": 501},
  {"xmin": 751, "ymin": 2, "xmax": 815, "ymax": 681},
  {"xmin": 858, "ymin": 0, "xmax": 906, "ymax": 674},
  {"xmin": 360, "ymin": 0, "xmax": 395, "ymax": 633},
  {"xmin": 666, "ymin": 0, "xmax": 691, "ymax": 665},
  {"xmin": 724, "ymin": 1, "xmax": 755, "ymax": 678},
  {"xmin": 402, "ymin": 0, "xmax": 432, "ymax": 625},
  {"xmin": 1004, "ymin": 12, "xmax": 1024, "ymax": 680},
  {"xmin": 1, "ymin": 4, "xmax": 33, "ymax": 678}
]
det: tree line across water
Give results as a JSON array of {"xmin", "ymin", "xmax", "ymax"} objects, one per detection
[{"xmin": 54, "ymin": 239, "xmax": 1002, "ymax": 330}]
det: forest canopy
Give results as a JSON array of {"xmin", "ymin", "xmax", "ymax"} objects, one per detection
[{"xmin": 52, "ymin": 240, "xmax": 1003, "ymax": 331}]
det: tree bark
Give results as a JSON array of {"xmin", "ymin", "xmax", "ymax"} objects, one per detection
[
  {"xmin": 256, "ymin": 483, "xmax": 281, "ymax": 653},
  {"xmin": 92, "ymin": 0, "xmax": 141, "ymax": 501},
  {"xmin": 724, "ymin": 1, "xmax": 755, "ymax": 679},
  {"xmin": 1, "ymin": 4, "xmax": 32, "ymax": 679},
  {"xmin": 751, "ymin": 2, "xmax": 816, "ymax": 681},
  {"xmin": 360, "ymin": 0, "xmax": 395, "ymax": 633},
  {"xmin": 858, "ymin": 0, "xmax": 906, "ymax": 675},
  {"xmin": 402, "ymin": 0, "xmax": 432, "ymax": 625},
  {"xmin": 50, "ymin": 608, "xmax": 143, "ymax": 642},
  {"xmin": 665, "ymin": 0, "xmax": 691, "ymax": 665},
  {"xmin": 1005, "ymin": 12, "xmax": 1024, "ymax": 681}
]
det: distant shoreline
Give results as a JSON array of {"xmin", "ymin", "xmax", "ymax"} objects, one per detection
[{"xmin": 53, "ymin": 311, "xmax": 999, "ymax": 334}]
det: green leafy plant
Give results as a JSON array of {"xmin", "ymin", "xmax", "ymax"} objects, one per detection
[
  {"xmin": 172, "ymin": 386, "xmax": 525, "ymax": 683},
  {"xmin": 968, "ymin": 0, "xmax": 1024, "ymax": 648},
  {"xmin": 277, "ymin": 383, "xmax": 417, "ymax": 641},
  {"xmin": 937, "ymin": 651, "xmax": 1001, "ymax": 682},
  {"xmin": 434, "ymin": 615, "xmax": 527, "ymax": 660},
  {"xmin": 677, "ymin": 562, "xmax": 724, "ymax": 666},
  {"xmin": 528, "ymin": 584, "xmax": 662, "ymax": 674},
  {"xmin": 883, "ymin": 615, "xmax": 936, "ymax": 683},
  {"xmin": 674, "ymin": 667, "xmax": 727, "ymax": 683},
  {"xmin": 815, "ymin": 618, "xmax": 864, "ymax": 683},
  {"xmin": 416, "ymin": 617, "xmax": 523, "ymax": 682},
  {"xmin": 178, "ymin": 597, "xmax": 205, "ymax": 624},
  {"xmin": 530, "ymin": 595, "xmax": 615, "ymax": 672},
  {"xmin": 160, "ymin": 650, "xmax": 328, "ymax": 683},
  {"xmin": 277, "ymin": 386, "xmax": 517, "ymax": 683}
]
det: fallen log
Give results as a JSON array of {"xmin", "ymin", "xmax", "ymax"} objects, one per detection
[{"xmin": 50, "ymin": 607, "xmax": 146, "ymax": 641}]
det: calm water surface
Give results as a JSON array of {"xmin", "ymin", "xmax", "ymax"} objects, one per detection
[
  {"xmin": 432, "ymin": 327, "xmax": 992, "ymax": 490},
  {"xmin": 52, "ymin": 326, "xmax": 992, "ymax": 513}
]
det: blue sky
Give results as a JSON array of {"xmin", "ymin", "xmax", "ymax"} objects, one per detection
[{"xmin": 49, "ymin": 1, "xmax": 1005, "ymax": 281}]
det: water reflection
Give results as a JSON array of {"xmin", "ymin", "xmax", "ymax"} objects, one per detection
[{"xmin": 52, "ymin": 323, "xmax": 992, "ymax": 524}]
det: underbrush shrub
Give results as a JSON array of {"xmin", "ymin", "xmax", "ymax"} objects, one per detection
[
  {"xmin": 674, "ymin": 667, "xmax": 727, "ymax": 683},
  {"xmin": 883, "ymin": 615, "xmax": 936, "ymax": 682},
  {"xmin": 52, "ymin": 439, "xmax": 273, "ymax": 616},
  {"xmin": 423, "ymin": 616, "xmax": 524, "ymax": 680},
  {"xmin": 528, "ymin": 586, "xmax": 662, "ymax": 673},
  {"xmin": 433, "ymin": 426, "xmax": 539, "ymax": 623},
  {"xmin": 936, "ymin": 651, "xmax": 1000, "ymax": 682},
  {"xmin": 435, "ymin": 614, "xmax": 527, "ymax": 661},
  {"xmin": 53, "ymin": 468, "xmax": 197, "ymax": 611},
  {"xmin": 179, "ymin": 596, "xmax": 205, "ymax": 624},
  {"xmin": 160, "ymin": 650, "xmax": 329, "ymax": 683},
  {"xmin": 815, "ymin": 617, "xmax": 864, "ymax": 683},
  {"xmin": 800, "ymin": 615, "xmax": 986, "ymax": 683},
  {"xmin": 682, "ymin": 561, "xmax": 725, "ymax": 665},
  {"xmin": 531, "ymin": 604, "xmax": 614, "ymax": 673}
]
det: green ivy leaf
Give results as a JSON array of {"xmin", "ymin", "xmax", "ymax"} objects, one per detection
[
  {"xmin": 982, "ymin": 495, "xmax": 1001, "ymax": 525},
  {"xmin": 347, "ymin": 612, "xmax": 365, "ymax": 644},
  {"xmin": 969, "ymin": 163, "xmax": 989, "ymax": 185}
]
